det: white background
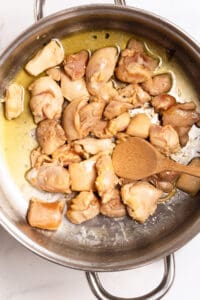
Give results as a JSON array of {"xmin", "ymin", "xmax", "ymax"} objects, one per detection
[{"xmin": 0, "ymin": 1, "xmax": 199, "ymax": 299}]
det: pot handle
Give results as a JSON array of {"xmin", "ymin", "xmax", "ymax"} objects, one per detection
[
  {"xmin": 34, "ymin": 0, "xmax": 126, "ymax": 22},
  {"xmin": 86, "ymin": 254, "xmax": 175, "ymax": 300}
]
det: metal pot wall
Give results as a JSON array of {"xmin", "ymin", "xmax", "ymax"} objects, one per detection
[{"xmin": 0, "ymin": 0, "xmax": 200, "ymax": 299}]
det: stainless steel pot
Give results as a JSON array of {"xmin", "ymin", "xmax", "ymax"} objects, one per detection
[{"xmin": 0, "ymin": 0, "xmax": 200, "ymax": 299}]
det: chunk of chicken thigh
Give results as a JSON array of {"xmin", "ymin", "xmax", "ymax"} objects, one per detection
[
  {"xmin": 63, "ymin": 50, "xmax": 89, "ymax": 80},
  {"xmin": 107, "ymin": 112, "xmax": 131, "ymax": 136},
  {"xmin": 27, "ymin": 198, "xmax": 65, "ymax": 230},
  {"xmin": 104, "ymin": 101, "xmax": 133, "ymax": 120},
  {"xmin": 151, "ymin": 94, "xmax": 176, "ymax": 112},
  {"xmin": 26, "ymin": 164, "xmax": 71, "ymax": 193},
  {"xmin": 100, "ymin": 189, "xmax": 126, "ymax": 218},
  {"xmin": 66, "ymin": 191, "xmax": 100, "ymax": 224},
  {"xmin": 36, "ymin": 119, "xmax": 66, "ymax": 155},
  {"xmin": 25, "ymin": 40, "xmax": 64, "ymax": 76},
  {"xmin": 121, "ymin": 181, "xmax": 162, "ymax": 223},
  {"xmin": 4, "ymin": 83, "xmax": 24, "ymax": 120},
  {"xmin": 74, "ymin": 138, "xmax": 115, "ymax": 156},
  {"xmin": 29, "ymin": 76, "xmax": 64, "ymax": 123},
  {"xmin": 52, "ymin": 144, "xmax": 81, "ymax": 166},
  {"xmin": 141, "ymin": 73, "xmax": 172, "ymax": 96}
]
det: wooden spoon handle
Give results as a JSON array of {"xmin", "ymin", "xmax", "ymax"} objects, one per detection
[{"xmin": 167, "ymin": 160, "xmax": 200, "ymax": 177}]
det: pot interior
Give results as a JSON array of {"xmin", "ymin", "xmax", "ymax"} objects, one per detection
[{"xmin": 0, "ymin": 5, "xmax": 200, "ymax": 271}]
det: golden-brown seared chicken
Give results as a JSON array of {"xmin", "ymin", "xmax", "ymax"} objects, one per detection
[
  {"xmin": 46, "ymin": 67, "xmax": 61, "ymax": 81},
  {"xmin": 69, "ymin": 155, "xmax": 98, "ymax": 191},
  {"xmin": 60, "ymin": 72, "xmax": 89, "ymax": 102},
  {"xmin": 162, "ymin": 101, "xmax": 200, "ymax": 146},
  {"xmin": 95, "ymin": 153, "xmax": 119, "ymax": 203},
  {"xmin": 66, "ymin": 191, "xmax": 100, "ymax": 224},
  {"xmin": 126, "ymin": 113, "xmax": 151, "ymax": 138},
  {"xmin": 91, "ymin": 120, "xmax": 112, "ymax": 139},
  {"xmin": 107, "ymin": 112, "xmax": 131, "ymax": 136},
  {"xmin": 141, "ymin": 73, "xmax": 172, "ymax": 96},
  {"xmin": 52, "ymin": 144, "xmax": 81, "ymax": 166},
  {"xmin": 30, "ymin": 147, "xmax": 52, "ymax": 168},
  {"xmin": 25, "ymin": 40, "xmax": 64, "ymax": 76},
  {"xmin": 36, "ymin": 119, "xmax": 66, "ymax": 155},
  {"xmin": 149, "ymin": 124, "xmax": 180, "ymax": 156},
  {"xmin": 115, "ymin": 39, "xmax": 158, "ymax": 84},
  {"xmin": 4, "ymin": 83, "xmax": 24, "ymax": 120},
  {"xmin": 29, "ymin": 76, "xmax": 64, "ymax": 123},
  {"xmin": 100, "ymin": 189, "xmax": 126, "ymax": 218},
  {"xmin": 121, "ymin": 181, "xmax": 162, "ymax": 223},
  {"xmin": 104, "ymin": 100, "xmax": 133, "ymax": 120},
  {"xmin": 116, "ymin": 83, "xmax": 151, "ymax": 106},
  {"xmin": 27, "ymin": 198, "xmax": 65, "ymax": 230},
  {"xmin": 63, "ymin": 50, "xmax": 89, "ymax": 80},
  {"xmin": 26, "ymin": 164, "xmax": 71, "ymax": 193},
  {"xmin": 86, "ymin": 47, "xmax": 118, "ymax": 101},
  {"xmin": 151, "ymin": 94, "xmax": 176, "ymax": 112},
  {"xmin": 74, "ymin": 138, "xmax": 115, "ymax": 156}
]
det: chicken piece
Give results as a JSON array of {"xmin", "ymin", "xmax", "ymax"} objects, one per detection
[
  {"xmin": 151, "ymin": 94, "xmax": 176, "ymax": 112},
  {"xmin": 126, "ymin": 113, "xmax": 151, "ymax": 138},
  {"xmin": 79, "ymin": 101, "xmax": 105, "ymax": 136},
  {"xmin": 66, "ymin": 191, "xmax": 100, "ymax": 224},
  {"xmin": 107, "ymin": 112, "xmax": 131, "ymax": 136},
  {"xmin": 149, "ymin": 124, "xmax": 180, "ymax": 156},
  {"xmin": 91, "ymin": 120, "xmax": 113, "ymax": 139},
  {"xmin": 95, "ymin": 153, "xmax": 119, "ymax": 203},
  {"xmin": 63, "ymin": 50, "xmax": 89, "ymax": 80},
  {"xmin": 27, "ymin": 198, "xmax": 65, "ymax": 230},
  {"xmin": 26, "ymin": 164, "xmax": 71, "ymax": 193},
  {"xmin": 86, "ymin": 47, "xmax": 118, "ymax": 101},
  {"xmin": 60, "ymin": 72, "xmax": 89, "ymax": 102},
  {"xmin": 121, "ymin": 181, "xmax": 162, "ymax": 223},
  {"xmin": 46, "ymin": 67, "xmax": 61, "ymax": 81},
  {"xmin": 30, "ymin": 147, "xmax": 52, "ymax": 168},
  {"xmin": 162, "ymin": 101, "xmax": 200, "ymax": 147},
  {"xmin": 25, "ymin": 40, "xmax": 64, "ymax": 76},
  {"xmin": 29, "ymin": 76, "xmax": 64, "ymax": 123},
  {"xmin": 116, "ymin": 83, "xmax": 151, "ymax": 106},
  {"xmin": 4, "ymin": 83, "xmax": 24, "ymax": 120},
  {"xmin": 100, "ymin": 189, "xmax": 126, "ymax": 218},
  {"xmin": 176, "ymin": 157, "xmax": 200, "ymax": 196},
  {"xmin": 62, "ymin": 98, "xmax": 88, "ymax": 141},
  {"xmin": 115, "ymin": 48, "xmax": 158, "ymax": 84},
  {"xmin": 142, "ymin": 73, "xmax": 172, "ymax": 96},
  {"xmin": 74, "ymin": 138, "xmax": 115, "ymax": 155},
  {"xmin": 69, "ymin": 156, "xmax": 98, "ymax": 191},
  {"xmin": 127, "ymin": 38, "xmax": 145, "ymax": 52},
  {"xmin": 148, "ymin": 170, "xmax": 179, "ymax": 193},
  {"xmin": 116, "ymin": 132, "xmax": 130, "ymax": 143},
  {"xmin": 104, "ymin": 100, "xmax": 133, "ymax": 120},
  {"xmin": 52, "ymin": 144, "xmax": 81, "ymax": 166},
  {"xmin": 36, "ymin": 119, "xmax": 66, "ymax": 155}
]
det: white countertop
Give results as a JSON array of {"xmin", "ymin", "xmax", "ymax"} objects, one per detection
[{"xmin": 0, "ymin": 1, "xmax": 200, "ymax": 299}]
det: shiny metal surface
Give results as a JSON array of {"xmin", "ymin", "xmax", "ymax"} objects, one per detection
[
  {"xmin": 86, "ymin": 254, "xmax": 175, "ymax": 300},
  {"xmin": 0, "ymin": 4, "xmax": 200, "ymax": 276}
]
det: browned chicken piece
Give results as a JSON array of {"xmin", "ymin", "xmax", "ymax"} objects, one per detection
[
  {"xmin": 69, "ymin": 155, "xmax": 98, "ymax": 191},
  {"xmin": 36, "ymin": 119, "xmax": 66, "ymax": 155},
  {"xmin": 141, "ymin": 73, "xmax": 172, "ymax": 96},
  {"xmin": 116, "ymin": 83, "xmax": 151, "ymax": 106},
  {"xmin": 79, "ymin": 101, "xmax": 105, "ymax": 136},
  {"xmin": 26, "ymin": 164, "xmax": 71, "ymax": 193},
  {"xmin": 29, "ymin": 76, "xmax": 64, "ymax": 123},
  {"xmin": 95, "ymin": 153, "xmax": 119, "ymax": 203},
  {"xmin": 91, "ymin": 120, "xmax": 113, "ymax": 139},
  {"xmin": 4, "ymin": 83, "xmax": 24, "ymax": 120},
  {"xmin": 104, "ymin": 100, "xmax": 133, "ymax": 120},
  {"xmin": 66, "ymin": 191, "xmax": 100, "ymax": 224},
  {"xmin": 162, "ymin": 101, "xmax": 200, "ymax": 146},
  {"xmin": 25, "ymin": 40, "xmax": 64, "ymax": 76},
  {"xmin": 176, "ymin": 157, "xmax": 200, "ymax": 196},
  {"xmin": 126, "ymin": 113, "xmax": 151, "ymax": 138},
  {"xmin": 30, "ymin": 147, "xmax": 52, "ymax": 168},
  {"xmin": 148, "ymin": 170, "xmax": 179, "ymax": 193},
  {"xmin": 149, "ymin": 124, "xmax": 180, "ymax": 156},
  {"xmin": 86, "ymin": 47, "xmax": 118, "ymax": 101},
  {"xmin": 100, "ymin": 189, "xmax": 126, "ymax": 218},
  {"xmin": 27, "ymin": 198, "xmax": 65, "ymax": 230},
  {"xmin": 115, "ymin": 48, "xmax": 158, "ymax": 84},
  {"xmin": 127, "ymin": 38, "xmax": 145, "ymax": 52},
  {"xmin": 121, "ymin": 181, "xmax": 163, "ymax": 223},
  {"xmin": 107, "ymin": 112, "xmax": 131, "ymax": 136},
  {"xmin": 151, "ymin": 94, "xmax": 176, "ymax": 112},
  {"xmin": 63, "ymin": 50, "xmax": 89, "ymax": 80},
  {"xmin": 62, "ymin": 98, "xmax": 88, "ymax": 141},
  {"xmin": 60, "ymin": 72, "xmax": 89, "ymax": 102},
  {"xmin": 73, "ymin": 138, "xmax": 115, "ymax": 156},
  {"xmin": 52, "ymin": 144, "xmax": 81, "ymax": 166},
  {"xmin": 46, "ymin": 67, "xmax": 61, "ymax": 81}
]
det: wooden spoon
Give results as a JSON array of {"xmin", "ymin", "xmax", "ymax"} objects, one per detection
[{"xmin": 112, "ymin": 137, "xmax": 200, "ymax": 180}]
